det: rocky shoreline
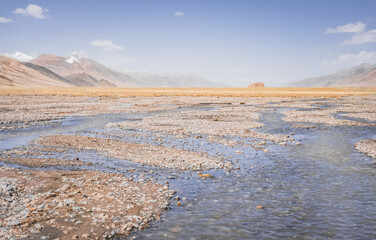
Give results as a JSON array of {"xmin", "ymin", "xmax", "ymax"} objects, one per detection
[
  {"xmin": 355, "ymin": 139, "xmax": 376, "ymax": 159},
  {"xmin": 0, "ymin": 167, "xmax": 173, "ymax": 239},
  {"xmin": 35, "ymin": 134, "xmax": 231, "ymax": 171}
]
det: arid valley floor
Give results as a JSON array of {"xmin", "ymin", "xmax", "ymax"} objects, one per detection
[{"xmin": 1, "ymin": 87, "xmax": 376, "ymax": 239}]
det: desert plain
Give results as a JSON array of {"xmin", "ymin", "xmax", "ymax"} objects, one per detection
[{"xmin": 1, "ymin": 87, "xmax": 376, "ymax": 239}]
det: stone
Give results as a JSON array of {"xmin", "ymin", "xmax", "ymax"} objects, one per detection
[
  {"xmin": 198, "ymin": 172, "xmax": 214, "ymax": 178},
  {"xmin": 248, "ymin": 82, "xmax": 265, "ymax": 88},
  {"xmin": 34, "ymin": 223, "xmax": 44, "ymax": 230}
]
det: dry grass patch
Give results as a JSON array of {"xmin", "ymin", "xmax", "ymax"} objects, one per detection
[{"xmin": 1, "ymin": 87, "xmax": 375, "ymax": 98}]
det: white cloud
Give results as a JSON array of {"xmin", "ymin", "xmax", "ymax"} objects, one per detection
[
  {"xmin": 13, "ymin": 4, "xmax": 49, "ymax": 19},
  {"xmin": 323, "ymin": 51, "xmax": 376, "ymax": 66},
  {"xmin": 174, "ymin": 11, "xmax": 184, "ymax": 16},
  {"xmin": 90, "ymin": 39, "xmax": 123, "ymax": 50},
  {"xmin": 341, "ymin": 30, "xmax": 376, "ymax": 45},
  {"xmin": 326, "ymin": 22, "xmax": 365, "ymax": 34},
  {"xmin": 0, "ymin": 17, "xmax": 12, "ymax": 23}
]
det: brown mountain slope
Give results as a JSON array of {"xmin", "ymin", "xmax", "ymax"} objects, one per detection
[
  {"xmin": 291, "ymin": 63, "xmax": 376, "ymax": 87},
  {"xmin": 0, "ymin": 57, "xmax": 72, "ymax": 87},
  {"xmin": 337, "ymin": 69, "xmax": 376, "ymax": 87},
  {"xmin": 0, "ymin": 74, "xmax": 14, "ymax": 86},
  {"xmin": 97, "ymin": 79, "xmax": 117, "ymax": 87},
  {"xmin": 65, "ymin": 72, "xmax": 117, "ymax": 87},
  {"xmin": 30, "ymin": 54, "xmax": 137, "ymax": 87},
  {"xmin": 30, "ymin": 54, "xmax": 226, "ymax": 87}
]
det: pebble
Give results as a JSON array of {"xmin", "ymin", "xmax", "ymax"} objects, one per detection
[
  {"xmin": 198, "ymin": 173, "xmax": 214, "ymax": 179},
  {"xmin": 34, "ymin": 223, "xmax": 44, "ymax": 230},
  {"xmin": 82, "ymin": 234, "xmax": 90, "ymax": 238}
]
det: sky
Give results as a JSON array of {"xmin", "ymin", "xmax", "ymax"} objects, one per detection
[{"xmin": 1, "ymin": 0, "xmax": 376, "ymax": 87}]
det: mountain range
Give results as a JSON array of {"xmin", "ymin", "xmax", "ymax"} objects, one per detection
[
  {"xmin": 0, "ymin": 52, "xmax": 225, "ymax": 87},
  {"xmin": 1, "ymin": 52, "xmax": 34, "ymax": 62},
  {"xmin": 0, "ymin": 56, "xmax": 72, "ymax": 87},
  {"xmin": 1, "ymin": 51, "xmax": 376, "ymax": 88},
  {"xmin": 290, "ymin": 63, "xmax": 376, "ymax": 87}
]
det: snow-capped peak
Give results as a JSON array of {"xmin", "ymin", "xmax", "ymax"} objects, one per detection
[
  {"xmin": 0, "ymin": 52, "xmax": 34, "ymax": 62},
  {"xmin": 65, "ymin": 54, "xmax": 83, "ymax": 64}
]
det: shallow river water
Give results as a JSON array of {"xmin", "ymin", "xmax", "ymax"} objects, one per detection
[
  {"xmin": 128, "ymin": 110, "xmax": 376, "ymax": 240},
  {"xmin": 1, "ymin": 103, "xmax": 376, "ymax": 239}
]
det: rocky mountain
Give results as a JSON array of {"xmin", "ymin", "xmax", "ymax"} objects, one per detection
[
  {"xmin": 30, "ymin": 53, "xmax": 223, "ymax": 87},
  {"xmin": 0, "ymin": 56, "xmax": 72, "ymax": 87},
  {"xmin": 65, "ymin": 72, "xmax": 116, "ymax": 87},
  {"xmin": 30, "ymin": 54, "xmax": 138, "ymax": 87},
  {"xmin": 0, "ymin": 55, "xmax": 119, "ymax": 87},
  {"xmin": 290, "ymin": 63, "xmax": 376, "ymax": 87},
  {"xmin": 1, "ymin": 51, "xmax": 224, "ymax": 87},
  {"xmin": 0, "ymin": 52, "xmax": 34, "ymax": 62}
]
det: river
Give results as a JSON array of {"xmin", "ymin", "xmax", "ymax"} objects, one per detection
[{"xmin": 1, "ymin": 102, "xmax": 375, "ymax": 239}]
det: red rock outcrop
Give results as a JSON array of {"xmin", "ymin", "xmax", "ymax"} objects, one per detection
[{"xmin": 248, "ymin": 82, "xmax": 265, "ymax": 88}]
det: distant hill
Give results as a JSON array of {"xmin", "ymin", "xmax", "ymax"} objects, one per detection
[
  {"xmin": 0, "ymin": 52, "xmax": 34, "ymax": 62},
  {"xmin": 0, "ymin": 51, "xmax": 225, "ymax": 87},
  {"xmin": 65, "ymin": 72, "xmax": 117, "ymax": 87},
  {"xmin": 0, "ymin": 55, "xmax": 121, "ymax": 87},
  {"xmin": 0, "ymin": 56, "xmax": 72, "ymax": 87},
  {"xmin": 30, "ymin": 54, "xmax": 138, "ymax": 87},
  {"xmin": 290, "ymin": 63, "xmax": 376, "ymax": 87},
  {"xmin": 30, "ymin": 53, "xmax": 223, "ymax": 87}
]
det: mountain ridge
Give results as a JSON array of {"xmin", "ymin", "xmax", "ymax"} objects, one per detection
[
  {"xmin": 30, "ymin": 53, "xmax": 224, "ymax": 87},
  {"xmin": 0, "ymin": 52, "xmax": 34, "ymax": 62},
  {"xmin": 1, "ymin": 51, "xmax": 224, "ymax": 88},
  {"xmin": 290, "ymin": 63, "xmax": 376, "ymax": 87},
  {"xmin": 65, "ymin": 72, "xmax": 117, "ymax": 87},
  {"xmin": 0, "ymin": 56, "xmax": 72, "ymax": 87}
]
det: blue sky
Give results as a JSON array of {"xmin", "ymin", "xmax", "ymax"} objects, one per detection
[{"xmin": 1, "ymin": 0, "xmax": 376, "ymax": 86}]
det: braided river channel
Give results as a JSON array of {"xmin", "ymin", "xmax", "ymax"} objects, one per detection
[{"xmin": 1, "ymin": 99, "xmax": 375, "ymax": 239}]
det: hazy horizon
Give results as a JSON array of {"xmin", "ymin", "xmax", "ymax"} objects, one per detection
[{"xmin": 1, "ymin": 0, "xmax": 376, "ymax": 87}]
